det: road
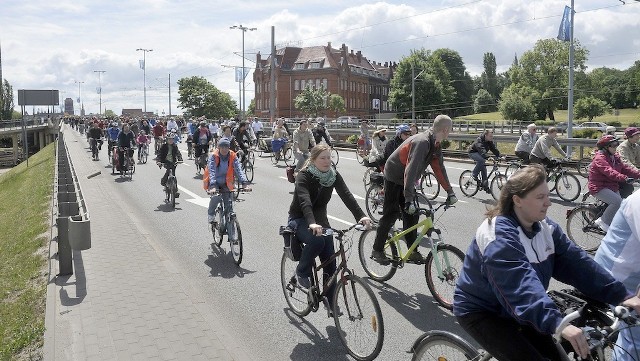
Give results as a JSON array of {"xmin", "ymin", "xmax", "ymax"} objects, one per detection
[{"xmin": 79, "ymin": 135, "xmax": 586, "ymax": 360}]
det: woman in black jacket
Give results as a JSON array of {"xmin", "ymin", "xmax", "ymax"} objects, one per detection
[
  {"xmin": 468, "ymin": 130, "xmax": 501, "ymax": 192},
  {"xmin": 288, "ymin": 144, "xmax": 371, "ymax": 312}
]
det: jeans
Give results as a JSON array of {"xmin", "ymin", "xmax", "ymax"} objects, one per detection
[
  {"xmin": 373, "ymin": 180, "xmax": 420, "ymax": 251},
  {"xmin": 457, "ymin": 313, "xmax": 563, "ymax": 361},
  {"xmin": 118, "ymin": 148, "xmax": 134, "ymax": 171},
  {"xmin": 295, "ymin": 151, "xmax": 309, "ymax": 171},
  {"xmin": 208, "ymin": 186, "xmax": 236, "ymax": 239},
  {"xmin": 292, "ymin": 218, "xmax": 337, "ymax": 304},
  {"xmin": 593, "ymin": 187, "xmax": 622, "ymax": 225},
  {"xmin": 469, "ymin": 152, "xmax": 488, "ymax": 185}
]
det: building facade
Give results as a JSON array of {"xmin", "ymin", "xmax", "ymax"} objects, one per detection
[
  {"xmin": 253, "ymin": 43, "xmax": 396, "ymax": 120},
  {"xmin": 64, "ymin": 98, "xmax": 74, "ymax": 115}
]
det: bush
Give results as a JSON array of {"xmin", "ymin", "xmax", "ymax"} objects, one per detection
[
  {"xmin": 629, "ymin": 122, "xmax": 639, "ymax": 127},
  {"xmin": 498, "ymin": 85, "xmax": 537, "ymax": 122},
  {"xmin": 346, "ymin": 135, "xmax": 358, "ymax": 144},
  {"xmin": 440, "ymin": 139, "xmax": 451, "ymax": 149},
  {"xmin": 473, "ymin": 89, "xmax": 496, "ymax": 114},
  {"xmin": 609, "ymin": 121, "xmax": 622, "ymax": 127},
  {"xmin": 572, "ymin": 129, "xmax": 601, "ymax": 139}
]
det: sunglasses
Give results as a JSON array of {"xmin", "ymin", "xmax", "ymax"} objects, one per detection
[{"xmin": 609, "ymin": 143, "xmax": 619, "ymax": 148}]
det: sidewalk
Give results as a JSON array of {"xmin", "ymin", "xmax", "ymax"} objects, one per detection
[{"xmin": 44, "ymin": 128, "xmax": 241, "ymax": 360}]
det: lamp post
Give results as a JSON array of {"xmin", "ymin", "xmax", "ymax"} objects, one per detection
[
  {"xmin": 230, "ymin": 25, "xmax": 256, "ymax": 120},
  {"xmin": 75, "ymin": 80, "xmax": 84, "ymax": 116},
  {"xmin": 93, "ymin": 70, "xmax": 105, "ymax": 115},
  {"xmin": 136, "ymin": 48, "xmax": 153, "ymax": 113}
]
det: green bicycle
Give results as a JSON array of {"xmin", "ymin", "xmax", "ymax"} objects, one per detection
[{"xmin": 357, "ymin": 201, "xmax": 464, "ymax": 310}]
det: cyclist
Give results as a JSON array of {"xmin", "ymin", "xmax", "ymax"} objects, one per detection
[
  {"xmin": 587, "ymin": 135, "xmax": 640, "ymax": 232},
  {"xmin": 618, "ymin": 126, "xmax": 640, "ymax": 171},
  {"xmin": 208, "ymin": 120, "xmax": 220, "ymax": 146},
  {"xmin": 106, "ymin": 122, "xmax": 120, "ymax": 160},
  {"xmin": 194, "ymin": 122, "xmax": 212, "ymax": 159},
  {"xmin": 206, "ymin": 138, "xmax": 250, "ymax": 227},
  {"xmin": 136, "ymin": 130, "xmax": 150, "ymax": 162},
  {"xmin": 381, "ymin": 124, "xmax": 412, "ymax": 168},
  {"xmin": 87, "ymin": 122, "xmax": 103, "ymax": 156},
  {"xmin": 468, "ymin": 129, "xmax": 502, "ymax": 192},
  {"xmin": 371, "ymin": 115, "xmax": 458, "ymax": 264},
  {"xmin": 157, "ymin": 130, "xmax": 183, "ymax": 196},
  {"xmin": 152, "ymin": 121, "xmax": 165, "ymax": 154},
  {"xmin": 529, "ymin": 127, "xmax": 567, "ymax": 169},
  {"xmin": 358, "ymin": 120, "xmax": 371, "ymax": 155},
  {"xmin": 365, "ymin": 125, "xmax": 389, "ymax": 169},
  {"xmin": 453, "ymin": 164, "xmax": 640, "ymax": 361},
  {"xmin": 140, "ymin": 120, "xmax": 151, "ymax": 138},
  {"xmin": 312, "ymin": 118, "xmax": 332, "ymax": 146},
  {"xmin": 514, "ymin": 123, "xmax": 538, "ymax": 164},
  {"xmin": 287, "ymin": 144, "xmax": 371, "ymax": 312},
  {"xmin": 232, "ymin": 121, "xmax": 251, "ymax": 164},
  {"xmin": 605, "ymin": 125, "xmax": 617, "ymax": 135},
  {"xmin": 409, "ymin": 123, "xmax": 419, "ymax": 136},
  {"xmin": 116, "ymin": 124, "xmax": 135, "ymax": 173},
  {"xmin": 594, "ymin": 188, "xmax": 640, "ymax": 360},
  {"xmin": 292, "ymin": 119, "xmax": 316, "ymax": 172},
  {"xmin": 166, "ymin": 117, "xmax": 180, "ymax": 141}
]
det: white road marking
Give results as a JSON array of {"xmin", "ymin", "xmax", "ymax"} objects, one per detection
[
  {"xmin": 179, "ymin": 185, "xmax": 210, "ymax": 208},
  {"xmin": 327, "ymin": 215, "xmax": 354, "ymax": 226}
]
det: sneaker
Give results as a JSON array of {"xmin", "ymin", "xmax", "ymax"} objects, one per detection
[
  {"xmin": 295, "ymin": 272, "xmax": 311, "ymax": 289},
  {"xmin": 594, "ymin": 218, "xmax": 609, "ymax": 232},
  {"xmin": 407, "ymin": 250, "xmax": 425, "ymax": 264},
  {"xmin": 175, "ymin": 192, "xmax": 180, "ymax": 198},
  {"xmin": 208, "ymin": 215, "xmax": 215, "ymax": 224},
  {"xmin": 371, "ymin": 250, "xmax": 390, "ymax": 265}
]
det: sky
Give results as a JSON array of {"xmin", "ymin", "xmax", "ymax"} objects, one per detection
[{"xmin": 1, "ymin": 0, "xmax": 639, "ymax": 117}]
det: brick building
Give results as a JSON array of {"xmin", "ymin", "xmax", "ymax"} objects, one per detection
[{"xmin": 253, "ymin": 42, "xmax": 396, "ymax": 120}]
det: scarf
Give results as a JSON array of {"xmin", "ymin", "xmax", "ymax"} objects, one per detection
[{"xmin": 307, "ymin": 164, "xmax": 336, "ymax": 187}]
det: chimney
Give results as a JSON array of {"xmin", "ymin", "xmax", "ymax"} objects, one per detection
[
  {"xmin": 356, "ymin": 50, "xmax": 362, "ymax": 62},
  {"xmin": 384, "ymin": 62, "xmax": 388, "ymax": 67},
  {"xmin": 256, "ymin": 51, "xmax": 262, "ymax": 65},
  {"xmin": 327, "ymin": 41, "xmax": 332, "ymax": 49},
  {"xmin": 350, "ymin": 50, "xmax": 354, "ymax": 56}
]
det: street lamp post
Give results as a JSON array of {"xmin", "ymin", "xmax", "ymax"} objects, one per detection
[
  {"xmin": 75, "ymin": 80, "xmax": 84, "ymax": 116},
  {"xmin": 230, "ymin": 25, "xmax": 256, "ymax": 120},
  {"xmin": 136, "ymin": 48, "xmax": 153, "ymax": 113},
  {"xmin": 93, "ymin": 70, "xmax": 105, "ymax": 115}
]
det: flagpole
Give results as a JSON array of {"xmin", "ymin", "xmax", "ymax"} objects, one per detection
[{"xmin": 567, "ymin": 0, "xmax": 575, "ymax": 156}]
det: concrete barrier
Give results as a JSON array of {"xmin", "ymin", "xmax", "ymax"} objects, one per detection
[{"xmin": 68, "ymin": 215, "xmax": 91, "ymax": 251}]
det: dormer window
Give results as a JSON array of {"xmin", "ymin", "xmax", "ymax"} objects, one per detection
[
  {"xmin": 310, "ymin": 62, "xmax": 321, "ymax": 69},
  {"xmin": 294, "ymin": 63, "xmax": 305, "ymax": 69}
]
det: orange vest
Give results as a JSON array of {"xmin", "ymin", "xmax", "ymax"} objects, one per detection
[{"xmin": 210, "ymin": 150, "xmax": 237, "ymax": 190}]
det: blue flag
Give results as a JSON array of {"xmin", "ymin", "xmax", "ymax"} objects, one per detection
[{"xmin": 557, "ymin": 6, "xmax": 571, "ymax": 42}]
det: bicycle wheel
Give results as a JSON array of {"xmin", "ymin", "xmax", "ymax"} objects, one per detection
[
  {"xmin": 280, "ymin": 252, "xmax": 312, "ymax": 317},
  {"xmin": 168, "ymin": 180, "xmax": 176, "ymax": 209},
  {"xmin": 555, "ymin": 173, "xmax": 581, "ymax": 202},
  {"xmin": 270, "ymin": 150, "xmax": 279, "ymax": 165},
  {"xmin": 141, "ymin": 149, "xmax": 148, "ymax": 164},
  {"xmin": 412, "ymin": 331, "xmax": 480, "ymax": 361},
  {"xmin": 229, "ymin": 217, "xmax": 243, "ymax": 265},
  {"xmin": 244, "ymin": 162, "xmax": 254, "ymax": 183},
  {"xmin": 214, "ymin": 206, "xmax": 224, "ymax": 246},
  {"xmin": 364, "ymin": 185, "xmax": 384, "ymax": 223},
  {"xmin": 577, "ymin": 157, "xmax": 591, "ymax": 178},
  {"xmin": 566, "ymin": 205, "xmax": 604, "ymax": 252},
  {"xmin": 489, "ymin": 174, "xmax": 508, "ymax": 201},
  {"xmin": 331, "ymin": 148, "xmax": 340, "ymax": 165},
  {"xmin": 248, "ymin": 150, "xmax": 255, "ymax": 165},
  {"xmin": 419, "ymin": 171, "xmax": 441, "ymax": 201},
  {"xmin": 355, "ymin": 147, "xmax": 365, "ymax": 164},
  {"xmin": 505, "ymin": 162, "xmax": 521, "ymax": 178},
  {"xmin": 333, "ymin": 274, "xmax": 384, "ymax": 361},
  {"xmin": 363, "ymin": 167, "xmax": 375, "ymax": 188},
  {"xmin": 284, "ymin": 147, "xmax": 293, "ymax": 166},
  {"xmin": 424, "ymin": 243, "xmax": 465, "ymax": 310},
  {"xmin": 234, "ymin": 177, "xmax": 241, "ymax": 200},
  {"xmin": 357, "ymin": 229, "xmax": 398, "ymax": 282},
  {"xmin": 459, "ymin": 170, "xmax": 479, "ymax": 197}
]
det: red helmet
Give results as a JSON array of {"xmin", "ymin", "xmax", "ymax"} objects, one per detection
[{"xmin": 596, "ymin": 135, "xmax": 620, "ymax": 149}]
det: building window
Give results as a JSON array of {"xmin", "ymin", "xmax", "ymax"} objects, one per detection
[
  {"xmin": 294, "ymin": 80, "xmax": 299, "ymax": 90},
  {"xmin": 300, "ymin": 79, "xmax": 305, "ymax": 89},
  {"xmin": 315, "ymin": 79, "xmax": 320, "ymax": 89},
  {"xmin": 294, "ymin": 63, "xmax": 305, "ymax": 69},
  {"xmin": 322, "ymin": 79, "xmax": 328, "ymax": 90},
  {"xmin": 310, "ymin": 62, "xmax": 320, "ymax": 69}
]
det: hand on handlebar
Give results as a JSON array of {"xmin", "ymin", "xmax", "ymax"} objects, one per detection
[
  {"xmin": 358, "ymin": 216, "xmax": 372, "ymax": 230},
  {"xmin": 404, "ymin": 202, "xmax": 417, "ymax": 215},
  {"xmin": 207, "ymin": 188, "xmax": 218, "ymax": 195},
  {"xmin": 561, "ymin": 325, "xmax": 590, "ymax": 360},
  {"xmin": 309, "ymin": 223, "xmax": 323, "ymax": 236}
]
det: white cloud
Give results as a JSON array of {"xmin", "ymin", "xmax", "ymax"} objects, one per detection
[{"xmin": 1, "ymin": 0, "xmax": 638, "ymax": 116}]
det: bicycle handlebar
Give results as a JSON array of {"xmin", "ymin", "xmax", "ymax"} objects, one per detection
[
  {"xmin": 207, "ymin": 188, "xmax": 252, "ymax": 196},
  {"xmin": 320, "ymin": 223, "xmax": 366, "ymax": 237}
]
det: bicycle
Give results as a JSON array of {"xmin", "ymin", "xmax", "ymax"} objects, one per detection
[
  {"xmin": 137, "ymin": 142, "xmax": 149, "ymax": 164},
  {"xmin": 112, "ymin": 147, "xmax": 135, "ymax": 179},
  {"xmin": 187, "ymin": 142, "xmax": 194, "ymax": 160},
  {"xmin": 280, "ymin": 223, "xmax": 385, "ymax": 361},
  {"xmin": 504, "ymin": 157, "xmax": 525, "ymax": 178},
  {"xmin": 89, "ymin": 137, "xmax": 99, "ymax": 161},
  {"xmin": 160, "ymin": 161, "xmax": 182, "ymax": 209},
  {"xmin": 240, "ymin": 152, "xmax": 254, "ymax": 184},
  {"xmin": 364, "ymin": 172, "xmax": 385, "ymax": 223},
  {"xmin": 565, "ymin": 192, "xmax": 607, "ymax": 253},
  {"xmin": 330, "ymin": 146, "xmax": 340, "ymax": 165},
  {"xmin": 459, "ymin": 158, "xmax": 508, "ymax": 201},
  {"xmin": 545, "ymin": 160, "xmax": 582, "ymax": 202},
  {"xmin": 154, "ymin": 136, "xmax": 165, "ymax": 155},
  {"xmin": 210, "ymin": 188, "xmax": 250, "ymax": 265},
  {"xmin": 355, "ymin": 137, "xmax": 370, "ymax": 165},
  {"xmin": 270, "ymin": 138, "xmax": 293, "ymax": 166},
  {"xmin": 357, "ymin": 200, "xmax": 464, "ymax": 310},
  {"xmin": 410, "ymin": 288, "xmax": 640, "ymax": 361},
  {"xmin": 417, "ymin": 170, "xmax": 441, "ymax": 201},
  {"xmin": 577, "ymin": 153, "xmax": 595, "ymax": 178},
  {"xmin": 194, "ymin": 148, "xmax": 208, "ymax": 176}
]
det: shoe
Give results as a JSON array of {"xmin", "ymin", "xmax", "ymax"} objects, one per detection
[
  {"xmin": 371, "ymin": 250, "xmax": 390, "ymax": 265},
  {"xmin": 407, "ymin": 251, "xmax": 425, "ymax": 264},
  {"xmin": 594, "ymin": 218, "xmax": 609, "ymax": 232},
  {"xmin": 161, "ymin": 181, "xmax": 167, "ymax": 187},
  {"xmin": 175, "ymin": 192, "xmax": 180, "ymax": 198},
  {"xmin": 208, "ymin": 215, "xmax": 215, "ymax": 224},
  {"xmin": 295, "ymin": 272, "xmax": 311, "ymax": 289}
]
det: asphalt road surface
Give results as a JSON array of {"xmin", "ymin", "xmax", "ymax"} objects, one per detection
[{"xmin": 80, "ymin": 137, "xmax": 587, "ymax": 361}]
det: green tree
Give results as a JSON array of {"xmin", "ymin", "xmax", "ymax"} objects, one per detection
[
  {"xmin": 432, "ymin": 48, "xmax": 474, "ymax": 116},
  {"xmin": 480, "ymin": 52, "xmax": 498, "ymax": 100},
  {"xmin": 574, "ymin": 96, "xmax": 612, "ymax": 121},
  {"xmin": 104, "ymin": 109, "xmax": 116, "ymax": 118},
  {"xmin": 1, "ymin": 79, "xmax": 15, "ymax": 120},
  {"xmin": 473, "ymin": 89, "xmax": 496, "ymax": 113},
  {"xmin": 327, "ymin": 93, "xmax": 345, "ymax": 115},
  {"xmin": 498, "ymin": 84, "xmax": 539, "ymax": 122},
  {"xmin": 294, "ymin": 85, "xmax": 328, "ymax": 117},
  {"xmin": 389, "ymin": 48, "xmax": 455, "ymax": 119},
  {"xmin": 177, "ymin": 76, "xmax": 236, "ymax": 119},
  {"xmin": 510, "ymin": 38, "xmax": 588, "ymax": 121},
  {"xmin": 247, "ymin": 99, "xmax": 255, "ymax": 116}
]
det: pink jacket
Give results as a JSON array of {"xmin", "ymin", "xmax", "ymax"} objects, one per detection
[{"xmin": 588, "ymin": 150, "xmax": 640, "ymax": 194}]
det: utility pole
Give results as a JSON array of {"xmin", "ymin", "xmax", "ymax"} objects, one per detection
[
  {"xmin": 270, "ymin": 26, "xmax": 276, "ymax": 123},
  {"xmin": 93, "ymin": 70, "xmax": 105, "ymax": 115},
  {"xmin": 168, "ymin": 73, "xmax": 171, "ymax": 117},
  {"xmin": 230, "ymin": 25, "xmax": 257, "ymax": 120},
  {"xmin": 136, "ymin": 48, "xmax": 153, "ymax": 113},
  {"xmin": 75, "ymin": 80, "xmax": 84, "ymax": 116}
]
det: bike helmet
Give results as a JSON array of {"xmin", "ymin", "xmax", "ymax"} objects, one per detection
[
  {"xmin": 624, "ymin": 127, "xmax": 640, "ymax": 138},
  {"xmin": 605, "ymin": 126, "xmax": 617, "ymax": 135},
  {"xmin": 596, "ymin": 134, "xmax": 620, "ymax": 149},
  {"xmin": 396, "ymin": 124, "xmax": 410, "ymax": 135}
]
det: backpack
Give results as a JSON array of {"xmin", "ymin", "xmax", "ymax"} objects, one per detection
[{"xmin": 202, "ymin": 166, "xmax": 209, "ymax": 190}]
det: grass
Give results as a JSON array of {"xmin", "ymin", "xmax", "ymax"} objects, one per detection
[
  {"xmin": 458, "ymin": 108, "xmax": 640, "ymax": 126},
  {"xmin": 0, "ymin": 143, "xmax": 54, "ymax": 360}
]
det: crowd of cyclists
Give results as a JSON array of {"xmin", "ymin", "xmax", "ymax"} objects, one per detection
[{"xmin": 66, "ymin": 113, "xmax": 640, "ymax": 360}]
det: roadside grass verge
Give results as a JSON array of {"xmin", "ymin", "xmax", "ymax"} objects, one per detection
[
  {"xmin": 458, "ymin": 108, "xmax": 640, "ymax": 126},
  {"xmin": 0, "ymin": 143, "xmax": 54, "ymax": 360}
]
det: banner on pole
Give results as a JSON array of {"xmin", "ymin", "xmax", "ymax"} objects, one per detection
[
  {"xmin": 557, "ymin": 6, "xmax": 571, "ymax": 42},
  {"xmin": 235, "ymin": 67, "xmax": 250, "ymax": 82},
  {"xmin": 139, "ymin": 60, "xmax": 145, "ymax": 70}
]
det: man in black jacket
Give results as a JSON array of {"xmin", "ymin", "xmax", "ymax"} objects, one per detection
[
  {"xmin": 117, "ymin": 124, "xmax": 136, "ymax": 172},
  {"xmin": 156, "ymin": 130, "xmax": 183, "ymax": 196}
]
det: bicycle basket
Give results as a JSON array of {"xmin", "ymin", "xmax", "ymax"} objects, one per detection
[
  {"xmin": 370, "ymin": 172, "xmax": 384, "ymax": 187},
  {"xmin": 279, "ymin": 226, "xmax": 302, "ymax": 261}
]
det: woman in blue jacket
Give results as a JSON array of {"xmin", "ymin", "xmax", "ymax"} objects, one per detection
[{"xmin": 453, "ymin": 164, "xmax": 640, "ymax": 361}]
